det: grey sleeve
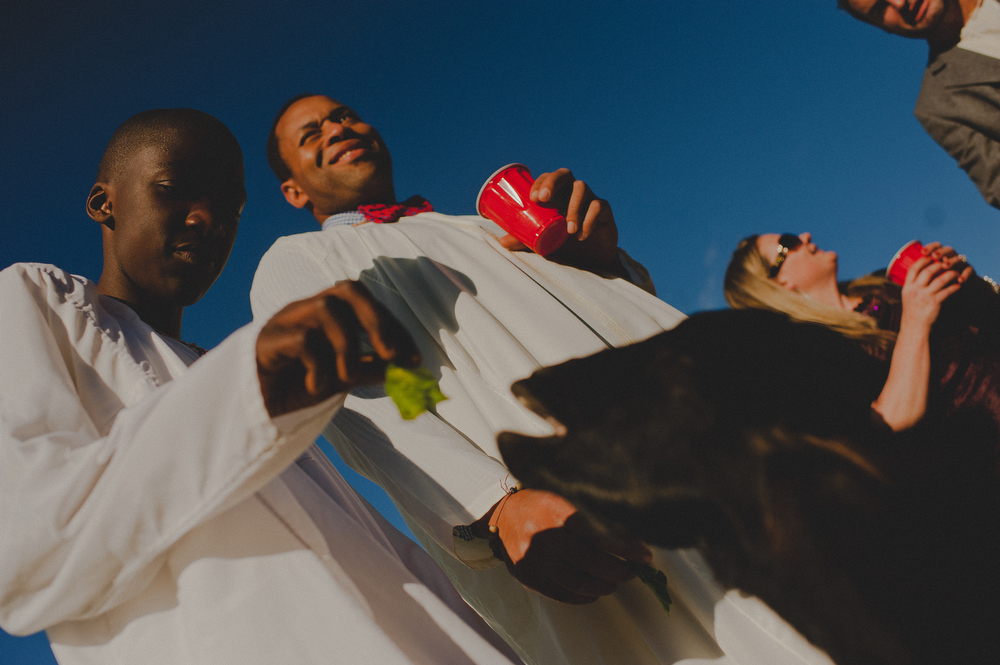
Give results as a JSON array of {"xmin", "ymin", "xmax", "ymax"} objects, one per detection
[{"xmin": 914, "ymin": 49, "xmax": 1000, "ymax": 211}]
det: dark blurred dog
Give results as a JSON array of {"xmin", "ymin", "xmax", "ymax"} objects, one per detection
[{"xmin": 499, "ymin": 308, "xmax": 1000, "ymax": 665}]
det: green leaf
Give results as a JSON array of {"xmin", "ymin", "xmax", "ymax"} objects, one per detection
[
  {"xmin": 384, "ymin": 363, "xmax": 448, "ymax": 420},
  {"xmin": 630, "ymin": 561, "xmax": 672, "ymax": 614}
]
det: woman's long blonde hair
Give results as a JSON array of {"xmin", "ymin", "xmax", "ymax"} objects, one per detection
[{"xmin": 724, "ymin": 235, "xmax": 897, "ymax": 352}]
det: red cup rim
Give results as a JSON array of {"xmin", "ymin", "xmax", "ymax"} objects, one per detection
[
  {"xmin": 476, "ymin": 163, "xmax": 528, "ymax": 218},
  {"xmin": 887, "ymin": 239, "xmax": 921, "ymax": 275}
]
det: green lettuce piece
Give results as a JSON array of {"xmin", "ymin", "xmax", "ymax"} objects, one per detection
[
  {"xmin": 630, "ymin": 561, "xmax": 672, "ymax": 614},
  {"xmin": 385, "ymin": 363, "xmax": 448, "ymax": 419}
]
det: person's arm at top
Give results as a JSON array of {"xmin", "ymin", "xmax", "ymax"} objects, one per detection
[{"xmin": 871, "ymin": 244, "xmax": 972, "ymax": 431}]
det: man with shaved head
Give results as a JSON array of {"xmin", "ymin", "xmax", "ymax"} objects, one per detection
[
  {"xmin": 253, "ymin": 93, "xmax": 845, "ymax": 665},
  {"xmin": 0, "ymin": 108, "xmax": 523, "ymax": 665},
  {"xmin": 839, "ymin": 0, "xmax": 1000, "ymax": 209}
]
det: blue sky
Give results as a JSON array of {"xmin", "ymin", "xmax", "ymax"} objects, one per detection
[{"xmin": 3, "ymin": 1, "xmax": 998, "ymax": 662}]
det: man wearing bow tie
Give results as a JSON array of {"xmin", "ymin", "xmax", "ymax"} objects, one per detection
[
  {"xmin": 251, "ymin": 93, "xmax": 833, "ymax": 665},
  {"xmin": 839, "ymin": 0, "xmax": 1000, "ymax": 210}
]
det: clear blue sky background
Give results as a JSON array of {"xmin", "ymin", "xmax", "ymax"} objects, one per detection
[{"xmin": 3, "ymin": 1, "xmax": 998, "ymax": 662}]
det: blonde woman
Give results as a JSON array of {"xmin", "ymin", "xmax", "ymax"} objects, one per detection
[{"xmin": 724, "ymin": 233, "xmax": 987, "ymax": 433}]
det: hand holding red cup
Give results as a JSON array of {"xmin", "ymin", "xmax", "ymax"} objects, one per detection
[
  {"xmin": 887, "ymin": 240, "xmax": 972, "ymax": 285},
  {"xmin": 477, "ymin": 164, "xmax": 569, "ymax": 256}
]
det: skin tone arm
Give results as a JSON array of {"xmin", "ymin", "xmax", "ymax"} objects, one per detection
[
  {"xmin": 498, "ymin": 168, "xmax": 629, "ymax": 280},
  {"xmin": 255, "ymin": 281, "xmax": 421, "ymax": 418},
  {"xmin": 871, "ymin": 243, "xmax": 972, "ymax": 431}
]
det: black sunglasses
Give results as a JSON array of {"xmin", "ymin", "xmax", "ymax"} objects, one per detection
[{"xmin": 768, "ymin": 233, "xmax": 803, "ymax": 278}]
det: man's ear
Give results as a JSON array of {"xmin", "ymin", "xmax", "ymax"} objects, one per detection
[
  {"xmin": 87, "ymin": 183, "xmax": 113, "ymax": 227},
  {"xmin": 280, "ymin": 179, "xmax": 311, "ymax": 210}
]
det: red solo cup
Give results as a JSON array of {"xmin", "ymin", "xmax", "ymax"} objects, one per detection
[
  {"xmin": 476, "ymin": 163, "xmax": 569, "ymax": 256},
  {"xmin": 887, "ymin": 240, "xmax": 925, "ymax": 285}
]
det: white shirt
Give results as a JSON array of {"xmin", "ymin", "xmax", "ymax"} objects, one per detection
[
  {"xmin": 0, "ymin": 262, "xmax": 518, "ymax": 665},
  {"xmin": 959, "ymin": 0, "xmax": 1000, "ymax": 61}
]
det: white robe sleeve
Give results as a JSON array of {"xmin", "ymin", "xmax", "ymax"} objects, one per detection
[{"xmin": 0, "ymin": 265, "xmax": 342, "ymax": 635}]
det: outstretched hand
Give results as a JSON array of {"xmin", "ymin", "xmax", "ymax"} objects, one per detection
[
  {"xmin": 498, "ymin": 168, "xmax": 627, "ymax": 278},
  {"xmin": 482, "ymin": 488, "xmax": 651, "ymax": 604},
  {"xmin": 256, "ymin": 281, "xmax": 421, "ymax": 418}
]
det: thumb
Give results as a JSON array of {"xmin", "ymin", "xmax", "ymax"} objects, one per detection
[{"xmin": 499, "ymin": 234, "xmax": 529, "ymax": 251}]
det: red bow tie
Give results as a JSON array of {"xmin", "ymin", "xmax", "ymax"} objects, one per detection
[{"xmin": 358, "ymin": 196, "xmax": 433, "ymax": 224}]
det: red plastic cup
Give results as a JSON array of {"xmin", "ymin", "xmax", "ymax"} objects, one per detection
[
  {"xmin": 476, "ymin": 163, "xmax": 569, "ymax": 256},
  {"xmin": 887, "ymin": 240, "xmax": 925, "ymax": 285}
]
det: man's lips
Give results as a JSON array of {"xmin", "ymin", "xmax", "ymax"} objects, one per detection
[
  {"xmin": 323, "ymin": 138, "xmax": 371, "ymax": 166},
  {"xmin": 172, "ymin": 242, "xmax": 216, "ymax": 266}
]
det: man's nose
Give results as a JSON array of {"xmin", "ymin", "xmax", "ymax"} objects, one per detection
[
  {"xmin": 185, "ymin": 198, "xmax": 227, "ymax": 237},
  {"xmin": 884, "ymin": 0, "xmax": 908, "ymax": 10},
  {"xmin": 799, "ymin": 232, "xmax": 811, "ymax": 244},
  {"xmin": 322, "ymin": 118, "xmax": 348, "ymax": 144}
]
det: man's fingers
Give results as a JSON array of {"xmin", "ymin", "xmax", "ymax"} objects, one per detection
[
  {"xmin": 564, "ymin": 180, "xmax": 592, "ymax": 235},
  {"xmin": 499, "ymin": 233, "xmax": 530, "ymax": 251},
  {"xmin": 299, "ymin": 329, "xmax": 343, "ymax": 396},
  {"xmin": 256, "ymin": 281, "xmax": 420, "ymax": 418},
  {"xmin": 578, "ymin": 198, "xmax": 608, "ymax": 242},
  {"xmin": 317, "ymin": 292, "xmax": 399, "ymax": 387},
  {"xmin": 530, "ymin": 168, "xmax": 574, "ymax": 204},
  {"xmin": 311, "ymin": 296, "xmax": 366, "ymax": 389},
  {"xmin": 327, "ymin": 282, "xmax": 421, "ymax": 369},
  {"xmin": 530, "ymin": 171, "xmax": 554, "ymax": 202}
]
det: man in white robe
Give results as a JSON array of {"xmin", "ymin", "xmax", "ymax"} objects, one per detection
[
  {"xmin": 0, "ymin": 108, "xmax": 520, "ymax": 665},
  {"xmin": 252, "ymin": 93, "xmax": 839, "ymax": 665}
]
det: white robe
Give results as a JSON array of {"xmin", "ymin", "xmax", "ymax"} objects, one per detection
[
  {"xmin": 251, "ymin": 212, "xmax": 836, "ymax": 665},
  {"xmin": 0, "ymin": 262, "xmax": 520, "ymax": 665}
]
